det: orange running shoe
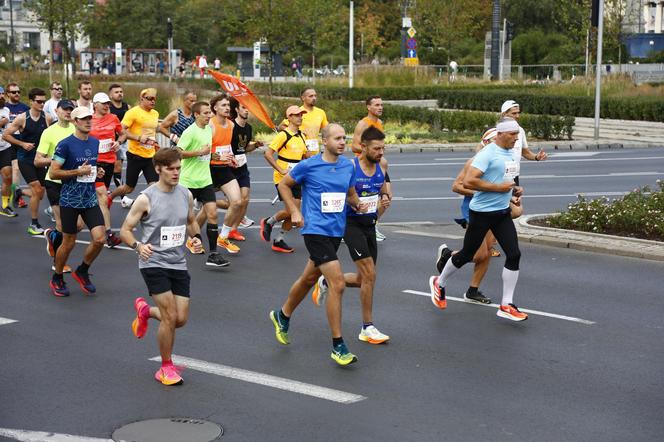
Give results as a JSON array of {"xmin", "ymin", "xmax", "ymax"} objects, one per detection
[
  {"xmin": 228, "ymin": 229, "xmax": 245, "ymax": 241},
  {"xmin": 497, "ymin": 304, "xmax": 528, "ymax": 321},
  {"xmin": 132, "ymin": 297, "xmax": 150, "ymax": 338},
  {"xmin": 428, "ymin": 275, "xmax": 447, "ymax": 310},
  {"xmin": 154, "ymin": 364, "xmax": 183, "ymax": 386},
  {"xmin": 217, "ymin": 237, "xmax": 240, "ymax": 253}
]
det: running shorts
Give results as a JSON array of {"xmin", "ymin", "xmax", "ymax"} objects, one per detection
[
  {"xmin": 211, "ymin": 166, "xmax": 236, "ymax": 188},
  {"xmin": 140, "ymin": 267, "xmax": 191, "ymax": 298},
  {"xmin": 275, "ymin": 183, "xmax": 302, "ymax": 200},
  {"xmin": 45, "ymin": 181, "xmax": 62, "ymax": 206},
  {"xmin": 343, "ymin": 217, "xmax": 378, "ymax": 263},
  {"xmin": 60, "ymin": 205, "xmax": 104, "ymax": 234},
  {"xmin": 0, "ymin": 149, "xmax": 11, "ymax": 169},
  {"xmin": 189, "ymin": 185, "xmax": 216, "ymax": 204},
  {"xmin": 18, "ymin": 161, "xmax": 46, "ymax": 185},
  {"xmin": 232, "ymin": 166, "xmax": 251, "ymax": 188},
  {"xmin": 303, "ymin": 234, "xmax": 342, "ymax": 267},
  {"xmin": 94, "ymin": 162, "xmax": 115, "ymax": 189},
  {"xmin": 126, "ymin": 151, "xmax": 158, "ymax": 188}
]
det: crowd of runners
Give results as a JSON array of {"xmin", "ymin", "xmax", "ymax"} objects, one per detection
[{"xmin": 0, "ymin": 79, "xmax": 546, "ymax": 385}]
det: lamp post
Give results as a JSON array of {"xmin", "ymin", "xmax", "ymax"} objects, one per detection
[
  {"xmin": 593, "ymin": 0, "xmax": 604, "ymax": 140},
  {"xmin": 349, "ymin": 1, "xmax": 354, "ymax": 88}
]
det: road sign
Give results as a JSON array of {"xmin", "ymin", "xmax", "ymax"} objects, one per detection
[
  {"xmin": 406, "ymin": 38, "xmax": 417, "ymax": 50},
  {"xmin": 407, "ymin": 27, "xmax": 417, "ymax": 38},
  {"xmin": 407, "ymin": 49, "xmax": 417, "ymax": 58}
]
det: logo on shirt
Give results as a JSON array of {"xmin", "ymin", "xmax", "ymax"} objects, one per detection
[{"xmin": 84, "ymin": 149, "xmax": 92, "ymax": 157}]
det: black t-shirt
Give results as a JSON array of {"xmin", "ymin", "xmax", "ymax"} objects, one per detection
[
  {"xmin": 109, "ymin": 102, "xmax": 129, "ymax": 121},
  {"xmin": 231, "ymin": 121, "xmax": 252, "ymax": 174}
]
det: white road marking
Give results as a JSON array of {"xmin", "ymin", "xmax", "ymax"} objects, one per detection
[
  {"xmin": 550, "ymin": 152, "xmax": 600, "ymax": 157},
  {"xmin": 0, "ymin": 428, "xmax": 112, "ymax": 442},
  {"xmin": 394, "ymin": 230, "xmax": 464, "ymax": 240},
  {"xmin": 385, "ymin": 172, "xmax": 661, "ymax": 183},
  {"xmin": 390, "ymin": 191, "xmax": 629, "ymax": 201},
  {"xmin": 0, "ymin": 317, "xmax": 18, "ymax": 326},
  {"xmin": 149, "ymin": 355, "xmax": 366, "ymax": 404},
  {"xmin": 403, "ymin": 289, "xmax": 595, "ymax": 325}
]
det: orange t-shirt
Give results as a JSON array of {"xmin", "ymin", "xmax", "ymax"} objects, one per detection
[
  {"xmin": 210, "ymin": 117, "xmax": 234, "ymax": 166},
  {"xmin": 90, "ymin": 113, "xmax": 123, "ymax": 164},
  {"xmin": 356, "ymin": 117, "xmax": 385, "ymax": 156}
]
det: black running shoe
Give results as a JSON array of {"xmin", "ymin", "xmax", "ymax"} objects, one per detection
[
  {"xmin": 272, "ymin": 239, "xmax": 294, "ymax": 253},
  {"xmin": 260, "ymin": 218, "xmax": 273, "ymax": 242},
  {"xmin": 206, "ymin": 252, "xmax": 231, "ymax": 267},
  {"xmin": 463, "ymin": 290, "xmax": 492, "ymax": 305},
  {"xmin": 436, "ymin": 243, "xmax": 453, "ymax": 273}
]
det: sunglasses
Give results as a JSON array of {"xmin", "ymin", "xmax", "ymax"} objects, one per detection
[
  {"xmin": 8, "ymin": 90, "xmax": 20, "ymax": 94},
  {"xmin": 142, "ymin": 96, "xmax": 156, "ymax": 101},
  {"xmin": 51, "ymin": 87, "xmax": 62, "ymax": 91},
  {"xmin": 33, "ymin": 99, "xmax": 46, "ymax": 104}
]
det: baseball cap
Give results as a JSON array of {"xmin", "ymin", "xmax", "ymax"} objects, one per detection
[
  {"xmin": 500, "ymin": 100, "xmax": 519, "ymax": 114},
  {"xmin": 56, "ymin": 99, "xmax": 75, "ymax": 110},
  {"xmin": 71, "ymin": 106, "xmax": 93, "ymax": 120},
  {"xmin": 93, "ymin": 92, "xmax": 111, "ymax": 103},
  {"xmin": 286, "ymin": 105, "xmax": 306, "ymax": 117}
]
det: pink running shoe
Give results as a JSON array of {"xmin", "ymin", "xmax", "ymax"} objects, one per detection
[
  {"xmin": 154, "ymin": 364, "xmax": 183, "ymax": 385},
  {"xmin": 131, "ymin": 297, "xmax": 150, "ymax": 338}
]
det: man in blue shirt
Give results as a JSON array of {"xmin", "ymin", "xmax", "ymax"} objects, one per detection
[
  {"xmin": 48, "ymin": 106, "xmax": 107, "ymax": 297},
  {"xmin": 429, "ymin": 118, "xmax": 528, "ymax": 322},
  {"xmin": 269, "ymin": 123, "xmax": 368, "ymax": 366}
]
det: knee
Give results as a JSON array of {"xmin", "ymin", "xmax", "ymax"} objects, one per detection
[
  {"xmin": 175, "ymin": 315, "xmax": 188, "ymax": 328},
  {"xmin": 358, "ymin": 268, "xmax": 376, "ymax": 285},
  {"xmin": 474, "ymin": 248, "xmax": 489, "ymax": 264},
  {"xmin": 229, "ymin": 199, "xmax": 242, "ymax": 211},
  {"xmin": 92, "ymin": 234, "xmax": 106, "ymax": 249},
  {"xmin": 160, "ymin": 306, "xmax": 178, "ymax": 326},
  {"xmin": 504, "ymin": 249, "xmax": 521, "ymax": 271},
  {"xmin": 326, "ymin": 274, "xmax": 345, "ymax": 295}
]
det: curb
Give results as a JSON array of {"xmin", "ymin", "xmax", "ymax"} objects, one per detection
[{"xmin": 516, "ymin": 214, "xmax": 664, "ymax": 262}]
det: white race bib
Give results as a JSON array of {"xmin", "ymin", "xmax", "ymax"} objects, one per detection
[
  {"xmin": 321, "ymin": 192, "xmax": 346, "ymax": 213},
  {"xmin": 359, "ymin": 194, "xmax": 379, "ymax": 214},
  {"xmin": 159, "ymin": 225, "xmax": 186, "ymax": 248},
  {"xmin": 286, "ymin": 162, "xmax": 297, "ymax": 172},
  {"xmin": 234, "ymin": 153, "xmax": 247, "ymax": 167},
  {"xmin": 198, "ymin": 153, "xmax": 211, "ymax": 162},
  {"xmin": 76, "ymin": 166, "xmax": 97, "ymax": 183},
  {"xmin": 214, "ymin": 145, "xmax": 232, "ymax": 155},
  {"xmin": 98, "ymin": 138, "xmax": 113, "ymax": 153},
  {"xmin": 305, "ymin": 139, "xmax": 319, "ymax": 152},
  {"xmin": 504, "ymin": 160, "xmax": 520, "ymax": 180}
]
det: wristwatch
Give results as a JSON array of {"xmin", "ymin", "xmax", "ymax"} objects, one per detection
[{"xmin": 131, "ymin": 241, "xmax": 141, "ymax": 252}]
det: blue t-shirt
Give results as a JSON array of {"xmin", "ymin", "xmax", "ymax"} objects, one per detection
[
  {"xmin": 5, "ymin": 102, "xmax": 29, "ymax": 124},
  {"xmin": 346, "ymin": 156, "xmax": 384, "ymax": 221},
  {"xmin": 289, "ymin": 154, "xmax": 356, "ymax": 237},
  {"xmin": 53, "ymin": 134, "xmax": 100, "ymax": 209},
  {"xmin": 469, "ymin": 143, "xmax": 517, "ymax": 212}
]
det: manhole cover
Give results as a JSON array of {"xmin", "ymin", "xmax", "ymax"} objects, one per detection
[{"xmin": 112, "ymin": 418, "xmax": 222, "ymax": 442}]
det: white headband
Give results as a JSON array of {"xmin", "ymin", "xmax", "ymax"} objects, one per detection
[{"xmin": 496, "ymin": 119, "xmax": 520, "ymax": 133}]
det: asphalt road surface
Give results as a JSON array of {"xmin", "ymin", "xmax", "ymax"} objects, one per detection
[{"xmin": 1, "ymin": 147, "xmax": 663, "ymax": 441}]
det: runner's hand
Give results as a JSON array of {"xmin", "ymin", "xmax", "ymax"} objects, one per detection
[
  {"xmin": 380, "ymin": 194, "xmax": 391, "ymax": 209},
  {"xmin": 190, "ymin": 237, "xmax": 203, "ymax": 254},
  {"xmin": 291, "ymin": 211, "xmax": 304, "ymax": 227},
  {"xmin": 22, "ymin": 142, "xmax": 35, "ymax": 151},
  {"xmin": 78, "ymin": 160, "xmax": 92, "ymax": 176},
  {"xmin": 511, "ymin": 195, "xmax": 521, "ymax": 206},
  {"xmin": 112, "ymin": 141, "xmax": 120, "ymax": 151},
  {"xmin": 498, "ymin": 181, "xmax": 515, "ymax": 193},
  {"xmin": 535, "ymin": 149, "xmax": 548, "ymax": 161},
  {"xmin": 513, "ymin": 185, "xmax": 523, "ymax": 197},
  {"xmin": 138, "ymin": 243, "xmax": 153, "ymax": 260},
  {"xmin": 357, "ymin": 202, "xmax": 370, "ymax": 213},
  {"xmin": 97, "ymin": 166, "xmax": 105, "ymax": 179},
  {"xmin": 199, "ymin": 144, "xmax": 211, "ymax": 156}
]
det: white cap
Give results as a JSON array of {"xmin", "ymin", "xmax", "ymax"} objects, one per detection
[
  {"xmin": 482, "ymin": 127, "xmax": 497, "ymax": 142},
  {"xmin": 500, "ymin": 100, "xmax": 519, "ymax": 114},
  {"xmin": 496, "ymin": 118, "xmax": 520, "ymax": 133},
  {"xmin": 93, "ymin": 92, "xmax": 111, "ymax": 103},
  {"xmin": 71, "ymin": 106, "xmax": 93, "ymax": 119}
]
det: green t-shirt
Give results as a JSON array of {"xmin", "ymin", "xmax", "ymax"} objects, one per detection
[
  {"xmin": 37, "ymin": 123, "xmax": 76, "ymax": 183},
  {"xmin": 177, "ymin": 123, "xmax": 213, "ymax": 189}
]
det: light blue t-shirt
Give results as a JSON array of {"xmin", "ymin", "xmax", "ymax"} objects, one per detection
[
  {"xmin": 289, "ymin": 154, "xmax": 356, "ymax": 237},
  {"xmin": 469, "ymin": 143, "xmax": 517, "ymax": 212}
]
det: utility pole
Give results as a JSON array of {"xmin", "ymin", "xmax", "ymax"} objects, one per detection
[
  {"xmin": 594, "ymin": 0, "xmax": 604, "ymax": 140},
  {"xmin": 349, "ymin": 1, "xmax": 354, "ymax": 88},
  {"xmin": 9, "ymin": 0, "xmax": 16, "ymax": 70},
  {"xmin": 490, "ymin": 0, "xmax": 501, "ymax": 80},
  {"xmin": 167, "ymin": 17, "xmax": 173, "ymax": 83}
]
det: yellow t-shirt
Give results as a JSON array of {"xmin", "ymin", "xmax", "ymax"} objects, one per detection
[
  {"xmin": 280, "ymin": 106, "xmax": 328, "ymax": 153},
  {"xmin": 37, "ymin": 123, "xmax": 75, "ymax": 183},
  {"xmin": 122, "ymin": 106, "xmax": 159, "ymax": 158},
  {"xmin": 268, "ymin": 129, "xmax": 307, "ymax": 184}
]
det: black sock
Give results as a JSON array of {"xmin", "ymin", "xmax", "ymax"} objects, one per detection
[
  {"xmin": 113, "ymin": 173, "xmax": 122, "ymax": 188},
  {"xmin": 78, "ymin": 261, "xmax": 90, "ymax": 274},
  {"xmin": 362, "ymin": 322, "xmax": 373, "ymax": 329},
  {"xmin": 278, "ymin": 309, "xmax": 290, "ymax": 324},
  {"xmin": 106, "ymin": 228, "xmax": 112, "ymax": 235},
  {"xmin": 31, "ymin": 218, "xmax": 38, "ymax": 225},
  {"xmin": 52, "ymin": 272, "xmax": 63, "ymax": 282},
  {"xmin": 332, "ymin": 337, "xmax": 344, "ymax": 347},
  {"xmin": 466, "ymin": 286, "xmax": 478, "ymax": 295},
  {"xmin": 15, "ymin": 187, "xmax": 22, "ymax": 198},
  {"xmin": 207, "ymin": 223, "xmax": 218, "ymax": 252}
]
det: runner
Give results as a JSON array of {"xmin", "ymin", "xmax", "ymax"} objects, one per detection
[
  {"xmin": 311, "ymin": 126, "xmax": 391, "ymax": 344},
  {"xmin": 76, "ymin": 81, "xmax": 94, "ymax": 112},
  {"xmin": 0, "ymin": 86, "xmax": 16, "ymax": 217},
  {"xmin": 278, "ymin": 88, "xmax": 328, "ymax": 154},
  {"xmin": 176, "ymin": 101, "xmax": 229, "ymax": 267},
  {"xmin": 260, "ymin": 105, "xmax": 311, "ymax": 253},
  {"xmin": 158, "ymin": 90, "xmax": 197, "ymax": 146},
  {"xmin": 268, "ymin": 123, "xmax": 367, "ymax": 366},
  {"xmin": 351, "ymin": 95, "xmax": 391, "ymax": 241},
  {"xmin": 43, "ymin": 82, "xmax": 63, "ymax": 122},
  {"xmin": 109, "ymin": 88, "xmax": 159, "ymax": 205},
  {"xmin": 108, "ymin": 83, "xmax": 130, "ymax": 190},
  {"xmin": 35, "ymin": 99, "xmax": 76, "ymax": 273},
  {"xmin": 47, "ymin": 106, "xmax": 106, "ymax": 297},
  {"xmin": 90, "ymin": 92, "xmax": 126, "ymax": 247},
  {"xmin": 429, "ymin": 118, "xmax": 527, "ymax": 321},
  {"xmin": 120, "ymin": 148, "xmax": 203, "ymax": 386},
  {"xmin": 2, "ymin": 87, "xmax": 52, "ymax": 235},
  {"xmin": 4, "ymin": 82, "xmax": 29, "ymax": 208}
]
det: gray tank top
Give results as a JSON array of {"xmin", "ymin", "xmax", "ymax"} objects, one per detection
[{"xmin": 138, "ymin": 183, "xmax": 190, "ymax": 270}]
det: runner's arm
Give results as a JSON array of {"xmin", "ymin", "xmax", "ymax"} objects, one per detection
[
  {"xmin": 264, "ymin": 146, "xmax": 288, "ymax": 175},
  {"xmin": 157, "ymin": 110, "xmax": 178, "ymax": 139},
  {"xmin": 120, "ymin": 194, "xmax": 152, "ymax": 257},
  {"xmin": 49, "ymin": 158, "xmax": 92, "ymax": 180},
  {"xmin": 186, "ymin": 192, "xmax": 202, "ymax": 238},
  {"xmin": 346, "ymin": 187, "xmax": 366, "ymax": 213},
  {"xmin": 351, "ymin": 121, "xmax": 368, "ymax": 155},
  {"xmin": 2, "ymin": 114, "xmax": 26, "ymax": 146},
  {"xmin": 277, "ymin": 174, "xmax": 302, "ymax": 226},
  {"xmin": 451, "ymin": 159, "xmax": 474, "ymax": 196},
  {"xmin": 463, "ymin": 166, "xmax": 513, "ymax": 193},
  {"xmin": 34, "ymin": 151, "xmax": 51, "ymax": 168}
]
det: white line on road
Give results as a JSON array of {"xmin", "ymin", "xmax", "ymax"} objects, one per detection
[
  {"xmin": 387, "ymin": 171, "xmax": 661, "ymax": 183},
  {"xmin": 0, "ymin": 317, "xmax": 18, "ymax": 326},
  {"xmin": 393, "ymin": 230, "xmax": 464, "ymax": 240},
  {"xmin": 0, "ymin": 428, "xmax": 112, "ymax": 441},
  {"xmin": 426, "ymin": 156, "xmax": 664, "ymax": 166},
  {"xmin": 391, "ymin": 191, "xmax": 629, "ymax": 202},
  {"xmin": 403, "ymin": 290, "xmax": 595, "ymax": 325},
  {"xmin": 149, "ymin": 355, "xmax": 367, "ymax": 404}
]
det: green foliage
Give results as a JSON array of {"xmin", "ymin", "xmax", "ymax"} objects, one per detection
[{"xmin": 544, "ymin": 180, "xmax": 664, "ymax": 241}]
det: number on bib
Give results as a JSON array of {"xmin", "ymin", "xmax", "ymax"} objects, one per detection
[
  {"xmin": 503, "ymin": 160, "xmax": 520, "ymax": 180},
  {"xmin": 76, "ymin": 166, "xmax": 97, "ymax": 183},
  {"xmin": 159, "ymin": 225, "xmax": 186, "ymax": 248},
  {"xmin": 321, "ymin": 192, "xmax": 346, "ymax": 213},
  {"xmin": 98, "ymin": 138, "xmax": 113, "ymax": 153},
  {"xmin": 359, "ymin": 194, "xmax": 379, "ymax": 214}
]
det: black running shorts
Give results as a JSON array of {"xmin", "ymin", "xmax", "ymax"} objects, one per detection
[
  {"xmin": 275, "ymin": 183, "xmax": 301, "ymax": 200},
  {"xmin": 189, "ymin": 185, "xmax": 216, "ymax": 204},
  {"xmin": 18, "ymin": 161, "xmax": 46, "ymax": 185},
  {"xmin": 60, "ymin": 205, "xmax": 104, "ymax": 234},
  {"xmin": 232, "ymin": 165, "xmax": 251, "ymax": 188},
  {"xmin": 343, "ymin": 217, "xmax": 378, "ymax": 263},
  {"xmin": 95, "ymin": 161, "xmax": 115, "ymax": 189},
  {"xmin": 303, "ymin": 234, "xmax": 342, "ymax": 267},
  {"xmin": 126, "ymin": 151, "xmax": 158, "ymax": 188},
  {"xmin": 45, "ymin": 181, "xmax": 62, "ymax": 206},
  {"xmin": 211, "ymin": 166, "xmax": 236, "ymax": 188},
  {"xmin": 140, "ymin": 267, "xmax": 191, "ymax": 298},
  {"xmin": 0, "ymin": 149, "xmax": 11, "ymax": 169}
]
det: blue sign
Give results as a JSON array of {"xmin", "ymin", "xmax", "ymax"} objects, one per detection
[
  {"xmin": 407, "ymin": 38, "xmax": 417, "ymax": 50},
  {"xmin": 407, "ymin": 49, "xmax": 417, "ymax": 58}
]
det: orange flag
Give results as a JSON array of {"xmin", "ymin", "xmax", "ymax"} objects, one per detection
[{"xmin": 207, "ymin": 69, "xmax": 275, "ymax": 130}]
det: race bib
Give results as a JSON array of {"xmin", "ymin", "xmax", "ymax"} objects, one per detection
[
  {"xmin": 98, "ymin": 138, "xmax": 113, "ymax": 153},
  {"xmin": 359, "ymin": 194, "xmax": 379, "ymax": 214},
  {"xmin": 305, "ymin": 139, "xmax": 319, "ymax": 152},
  {"xmin": 504, "ymin": 160, "xmax": 520, "ymax": 180},
  {"xmin": 198, "ymin": 152, "xmax": 211, "ymax": 162},
  {"xmin": 234, "ymin": 153, "xmax": 247, "ymax": 167},
  {"xmin": 321, "ymin": 192, "xmax": 346, "ymax": 213},
  {"xmin": 159, "ymin": 225, "xmax": 186, "ymax": 248},
  {"xmin": 214, "ymin": 145, "xmax": 232, "ymax": 164},
  {"xmin": 139, "ymin": 138, "xmax": 156, "ymax": 149},
  {"xmin": 76, "ymin": 166, "xmax": 97, "ymax": 182}
]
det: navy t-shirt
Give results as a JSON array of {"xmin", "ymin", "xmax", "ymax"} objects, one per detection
[
  {"xmin": 289, "ymin": 154, "xmax": 356, "ymax": 237},
  {"xmin": 346, "ymin": 156, "xmax": 384, "ymax": 221},
  {"xmin": 53, "ymin": 134, "xmax": 100, "ymax": 208}
]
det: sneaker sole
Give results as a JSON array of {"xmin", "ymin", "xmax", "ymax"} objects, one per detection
[
  {"xmin": 156, "ymin": 373, "xmax": 183, "ymax": 386},
  {"xmin": 72, "ymin": 272, "xmax": 96, "ymax": 295},
  {"xmin": 49, "ymin": 281, "xmax": 70, "ymax": 297},
  {"xmin": 271, "ymin": 246, "xmax": 294, "ymax": 253},
  {"xmin": 436, "ymin": 243, "xmax": 448, "ymax": 273},
  {"xmin": 0, "ymin": 211, "xmax": 18, "ymax": 217},
  {"xmin": 45, "ymin": 231, "xmax": 55, "ymax": 257},
  {"xmin": 496, "ymin": 309, "xmax": 528, "ymax": 322},
  {"xmin": 331, "ymin": 354, "xmax": 358, "ymax": 366},
  {"xmin": 132, "ymin": 298, "xmax": 149, "ymax": 338},
  {"xmin": 463, "ymin": 293, "xmax": 492, "ymax": 305},
  {"xmin": 358, "ymin": 335, "xmax": 389, "ymax": 344},
  {"xmin": 269, "ymin": 311, "xmax": 289, "ymax": 345},
  {"xmin": 428, "ymin": 276, "xmax": 446, "ymax": 310},
  {"xmin": 219, "ymin": 246, "xmax": 240, "ymax": 254},
  {"xmin": 311, "ymin": 283, "xmax": 321, "ymax": 306},
  {"xmin": 259, "ymin": 219, "xmax": 270, "ymax": 242},
  {"xmin": 205, "ymin": 260, "xmax": 231, "ymax": 267}
]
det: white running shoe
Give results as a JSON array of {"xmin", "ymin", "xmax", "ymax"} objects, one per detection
[
  {"xmin": 375, "ymin": 227, "xmax": 386, "ymax": 242},
  {"xmin": 311, "ymin": 275, "xmax": 328, "ymax": 307},
  {"xmin": 239, "ymin": 216, "xmax": 255, "ymax": 228},
  {"xmin": 44, "ymin": 206, "xmax": 55, "ymax": 223},
  {"xmin": 358, "ymin": 325, "xmax": 390, "ymax": 344},
  {"xmin": 121, "ymin": 196, "xmax": 134, "ymax": 208}
]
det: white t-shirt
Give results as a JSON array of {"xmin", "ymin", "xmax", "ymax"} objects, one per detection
[
  {"xmin": 0, "ymin": 107, "xmax": 10, "ymax": 151},
  {"xmin": 512, "ymin": 126, "xmax": 528, "ymax": 163},
  {"xmin": 199, "ymin": 57, "xmax": 208, "ymax": 69},
  {"xmin": 44, "ymin": 98, "xmax": 59, "ymax": 122}
]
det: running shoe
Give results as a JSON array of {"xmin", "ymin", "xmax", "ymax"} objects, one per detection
[
  {"xmin": 120, "ymin": 196, "xmax": 134, "ymax": 208},
  {"xmin": 72, "ymin": 269, "xmax": 96, "ymax": 294},
  {"xmin": 239, "ymin": 216, "xmax": 255, "ymax": 228},
  {"xmin": 0, "ymin": 206, "xmax": 17, "ymax": 217},
  {"xmin": 464, "ymin": 290, "xmax": 492, "ymax": 305},
  {"xmin": 331, "ymin": 342, "xmax": 358, "ymax": 366},
  {"xmin": 428, "ymin": 275, "xmax": 447, "ymax": 310},
  {"xmin": 272, "ymin": 239, "xmax": 293, "ymax": 253},
  {"xmin": 453, "ymin": 217, "xmax": 468, "ymax": 229},
  {"xmin": 269, "ymin": 310, "xmax": 290, "ymax": 345},
  {"xmin": 50, "ymin": 278, "xmax": 70, "ymax": 297},
  {"xmin": 27, "ymin": 223, "xmax": 44, "ymax": 235},
  {"xmin": 185, "ymin": 237, "xmax": 204, "ymax": 254},
  {"xmin": 106, "ymin": 232, "xmax": 122, "ymax": 248},
  {"xmin": 51, "ymin": 264, "xmax": 72, "ymax": 273},
  {"xmin": 132, "ymin": 297, "xmax": 150, "ymax": 338},
  {"xmin": 44, "ymin": 206, "xmax": 55, "ymax": 223},
  {"xmin": 497, "ymin": 303, "xmax": 528, "ymax": 321},
  {"xmin": 311, "ymin": 275, "xmax": 328, "ymax": 307},
  {"xmin": 228, "ymin": 229, "xmax": 245, "ymax": 241},
  {"xmin": 44, "ymin": 227, "xmax": 55, "ymax": 257},
  {"xmin": 435, "ymin": 243, "xmax": 453, "ymax": 273},
  {"xmin": 375, "ymin": 227, "xmax": 386, "ymax": 242},
  {"xmin": 358, "ymin": 325, "xmax": 390, "ymax": 344},
  {"xmin": 491, "ymin": 247, "xmax": 501, "ymax": 257},
  {"xmin": 16, "ymin": 196, "xmax": 27, "ymax": 208},
  {"xmin": 206, "ymin": 252, "xmax": 230, "ymax": 267},
  {"xmin": 217, "ymin": 237, "xmax": 240, "ymax": 253},
  {"xmin": 154, "ymin": 364, "xmax": 183, "ymax": 386},
  {"xmin": 260, "ymin": 218, "xmax": 272, "ymax": 242}
]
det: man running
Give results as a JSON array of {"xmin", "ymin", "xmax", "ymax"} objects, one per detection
[
  {"xmin": 47, "ymin": 106, "xmax": 106, "ymax": 297},
  {"xmin": 3, "ymin": 87, "xmax": 52, "ymax": 235},
  {"xmin": 176, "ymin": 101, "xmax": 229, "ymax": 267},
  {"xmin": 269, "ymin": 123, "xmax": 367, "ymax": 366},
  {"xmin": 90, "ymin": 92, "xmax": 126, "ymax": 247},
  {"xmin": 279, "ymin": 88, "xmax": 328, "ymax": 154},
  {"xmin": 120, "ymin": 148, "xmax": 203, "ymax": 386},
  {"xmin": 260, "ymin": 105, "xmax": 311, "ymax": 253},
  {"xmin": 43, "ymin": 82, "xmax": 63, "ymax": 122},
  {"xmin": 429, "ymin": 118, "xmax": 527, "ymax": 321},
  {"xmin": 4, "ymin": 82, "xmax": 29, "ymax": 209},
  {"xmin": 158, "ymin": 90, "xmax": 197, "ymax": 146},
  {"xmin": 0, "ymin": 86, "xmax": 16, "ymax": 217},
  {"xmin": 76, "ymin": 81, "xmax": 94, "ymax": 112},
  {"xmin": 312, "ymin": 126, "xmax": 391, "ymax": 344},
  {"xmin": 109, "ymin": 88, "xmax": 159, "ymax": 205},
  {"xmin": 108, "ymin": 83, "xmax": 130, "ymax": 190}
]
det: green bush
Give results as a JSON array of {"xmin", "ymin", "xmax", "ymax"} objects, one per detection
[{"xmin": 543, "ymin": 180, "xmax": 664, "ymax": 241}]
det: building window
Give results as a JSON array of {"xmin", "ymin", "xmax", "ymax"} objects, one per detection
[{"xmin": 22, "ymin": 31, "xmax": 40, "ymax": 52}]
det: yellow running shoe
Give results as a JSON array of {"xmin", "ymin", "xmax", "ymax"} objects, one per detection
[
  {"xmin": 269, "ymin": 310, "xmax": 290, "ymax": 345},
  {"xmin": 331, "ymin": 343, "xmax": 358, "ymax": 366},
  {"xmin": 217, "ymin": 237, "xmax": 240, "ymax": 254}
]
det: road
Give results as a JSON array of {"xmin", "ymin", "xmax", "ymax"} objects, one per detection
[{"xmin": 1, "ymin": 148, "xmax": 663, "ymax": 441}]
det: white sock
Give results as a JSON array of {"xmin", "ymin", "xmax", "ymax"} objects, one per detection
[
  {"xmin": 220, "ymin": 224, "xmax": 232, "ymax": 239},
  {"xmin": 267, "ymin": 216, "xmax": 277, "ymax": 226},
  {"xmin": 438, "ymin": 258, "xmax": 459, "ymax": 288},
  {"xmin": 501, "ymin": 268, "xmax": 519, "ymax": 306}
]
